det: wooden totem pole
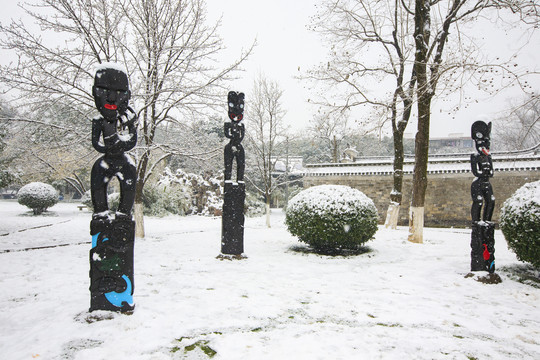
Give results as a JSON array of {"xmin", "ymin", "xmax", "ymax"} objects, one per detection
[
  {"xmin": 89, "ymin": 63, "xmax": 137, "ymax": 312},
  {"xmin": 470, "ymin": 120, "xmax": 496, "ymax": 273},
  {"xmin": 221, "ymin": 91, "xmax": 246, "ymax": 256}
]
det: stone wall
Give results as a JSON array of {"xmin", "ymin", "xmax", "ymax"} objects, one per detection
[{"xmin": 304, "ymin": 170, "xmax": 540, "ymax": 227}]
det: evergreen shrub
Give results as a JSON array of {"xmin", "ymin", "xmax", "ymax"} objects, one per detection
[
  {"xmin": 144, "ymin": 168, "xmax": 221, "ymax": 216},
  {"xmin": 244, "ymin": 192, "xmax": 265, "ymax": 217},
  {"xmin": 107, "ymin": 192, "xmax": 120, "ymax": 212},
  {"xmin": 17, "ymin": 182, "xmax": 58, "ymax": 215},
  {"xmin": 285, "ymin": 184, "xmax": 378, "ymax": 253},
  {"xmin": 81, "ymin": 190, "xmax": 93, "ymax": 209},
  {"xmin": 80, "ymin": 190, "xmax": 119, "ymax": 212},
  {"xmin": 500, "ymin": 180, "xmax": 540, "ymax": 268},
  {"xmin": 143, "ymin": 184, "xmax": 191, "ymax": 216}
]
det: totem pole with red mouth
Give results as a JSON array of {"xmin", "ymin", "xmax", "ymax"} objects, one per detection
[
  {"xmin": 89, "ymin": 63, "xmax": 138, "ymax": 312},
  {"xmin": 470, "ymin": 120, "xmax": 496, "ymax": 273}
]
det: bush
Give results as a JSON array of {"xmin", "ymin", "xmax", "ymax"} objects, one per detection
[
  {"xmin": 143, "ymin": 184, "xmax": 191, "ymax": 216},
  {"xmin": 107, "ymin": 192, "xmax": 120, "ymax": 212},
  {"xmin": 17, "ymin": 182, "xmax": 58, "ymax": 215},
  {"xmin": 144, "ymin": 168, "xmax": 222, "ymax": 217},
  {"xmin": 285, "ymin": 184, "xmax": 378, "ymax": 253},
  {"xmin": 245, "ymin": 192, "xmax": 265, "ymax": 217},
  {"xmin": 500, "ymin": 180, "xmax": 540, "ymax": 268},
  {"xmin": 81, "ymin": 190, "xmax": 93, "ymax": 209},
  {"xmin": 80, "ymin": 190, "xmax": 119, "ymax": 212}
]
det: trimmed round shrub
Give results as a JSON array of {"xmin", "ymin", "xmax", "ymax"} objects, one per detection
[
  {"xmin": 500, "ymin": 180, "xmax": 540, "ymax": 268},
  {"xmin": 17, "ymin": 182, "xmax": 58, "ymax": 215},
  {"xmin": 285, "ymin": 184, "xmax": 378, "ymax": 253}
]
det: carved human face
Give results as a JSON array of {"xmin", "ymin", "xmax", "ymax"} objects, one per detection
[
  {"xmin": 227, "ymin": 91, "xmax": 244, "ymax": 122},
  {"xmin": 93, "ymin": 68, "xmax": 130, "ymax": 120},
  {"xmin": 471, "ymin": 120, "xmax": 492, "ymax": 154},
  {"xmin": 474, "ymin": 131, "xmax": 490, "ymax": 154}
]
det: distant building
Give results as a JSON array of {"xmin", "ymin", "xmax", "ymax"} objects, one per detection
[
  {"xmin": 271, "ymin": 156, "xmax": 304, "ymax": 179},
  {"xmin": 341, "ymin": 146, "xmax": 359, "ymax": 163},
  {"xmin": 429, "ymin": 133, "xmax": 474, "ymax": 152},
  {"xmin": 404, "ymin": 133, "xmax": 475, "ymax": 153}
]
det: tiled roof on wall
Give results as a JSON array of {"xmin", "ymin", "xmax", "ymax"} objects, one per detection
[{"xmin": 304, "ymin": 152, "xmax": 540, "ymax": 177}]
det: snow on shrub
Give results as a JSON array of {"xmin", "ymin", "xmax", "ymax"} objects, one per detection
[
  {"xmin": 81, "ymin": 190, "xmax": 119, "ymax": 212},
  {"xmin": 151, "ymin": 167, "xmax": 265, "ymax": 217},
  {"xmin": 81, "ymin": 190, "xmax": 93, "ymax": 209},
  {"xmin": 17, "ymin": 182, "xmax": 58, "ymax": 215},
  {"xmin": 148, "ymin": 167, "xmax": 223, "ymax": 216},
  {"xmin": 500, "ymin": 180, "xmax": 540, "ymax": 268},
  {"xmin": 244, "ymin": 192, "xmax": 265, "ymax": 217},
  {"xmin": 286, "ymin": 184, "xmax": 378, "ymax": 253},
  {"xmin": 144, "ymin": 182, "xmax": 192, "ymax": 216},
  {"xmin": 107, "ymin": 192, "xmax": 120, "ymax": 211}
]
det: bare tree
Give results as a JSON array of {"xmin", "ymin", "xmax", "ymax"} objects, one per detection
[
  {"xmin": 493, "ymin": 0, "xmax": 540, "ymax": 26},
  {"xmin": 308, "ymin": 0, "xmax": 539, "ymax": 238},
  {"xmin": 408, "ymin": 0, "xmax": 539, "ymax": 243},
  {"xmin": 0, "ymin": 0, "xmax": 253, "ymax": 236},
  {"xmin": 0, "ymin": 98, "xmax": 17, "ymax": 187},
  {"xmin": 245, "ymin": 74, "xmax": 288, "ymax": 228},
  {"xmin": 307, "ymin": 0, "xmax": 417, "ymax": 229},
  {"xmin": 1, "ymin": 101, "xmax": 93, "ymax": 193},
  {"xmin": 309, "ymin": 110, "xmax": 352, "ymax": 163},
  {"xmin": 494, "ymin": 95, "xmax": 540, "ymax": 151}
]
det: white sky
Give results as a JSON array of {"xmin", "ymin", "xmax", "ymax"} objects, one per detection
[{"xmin": 1, "ymin": 0, "xmax": 539, "ymax": 138}]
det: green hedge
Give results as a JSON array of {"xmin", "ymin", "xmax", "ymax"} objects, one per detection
[
  {"xmin": 285, "ymin": 185, "xmax": 378, "ymax": 253},
  {"xmin": 500, "ymin": 180, "xmax": 540, "ymax": 268},
  {"xmin": 17, "ymin": 182, "xmax": 58, "ymax": 215}
]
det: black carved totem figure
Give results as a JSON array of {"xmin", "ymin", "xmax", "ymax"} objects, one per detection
[
  {"xmin": 221, "ymin": 91, "xmax": 246, "ymax": 256},
  {"xmin": 89, "ymin": 63, "xmax": 137, "ymax": 312},
  {"xmin": 224, "ymin": 91, "xmax": 245, "ymax": 182},
  {"xmin": 470, "ymin": 120, "xmax": 496, "ymax": 273}
]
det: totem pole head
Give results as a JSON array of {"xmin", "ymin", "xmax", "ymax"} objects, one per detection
[
  {"xmin": 228, "ymin": 91, "xmax": 245, "ymax": 122},
  {"xmin": 93, "ymin": 63, "xmax": 131, "ymax": 121},
  {"xmin": 471, "ymin": 120, "xmax": 492, "ymax": 155}
]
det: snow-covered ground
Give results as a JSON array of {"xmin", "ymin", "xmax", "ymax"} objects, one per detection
[{"xmin": 0, "ymin": 201, "xmax": 539, "ymax": 359}]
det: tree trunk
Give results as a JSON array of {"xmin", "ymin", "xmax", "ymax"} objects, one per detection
[
  {"xmin": 408, "ymin": 0, "xmax": 431, "ymax": 244},
  {"xmin": 408, "ymin": 206, "xmax": 424, "ymax": 243},
  {"xmin": 332, "ymin": 135, "xmax": 338, "ymax": 163},
  {"xmin": 408, "ymin": 90, "xmax": 432, "ymax": 242},
  {"xmin": 265, "ymin": 198, "xmax": 271, "ymax": 228},
  {"xmin": 134, "ymin": 202, "xmax": 144, "ymax": 238},
  {"xmin": 134, "ymin": 152, "xmax": 149, "ymax": 238},
  {"xmin": 384, "ymin": 202, "xmax": 400, "ymax": 229},
  {"xmin": 385, "ymin": 131, "xmax": 405, "ymax": 229}
]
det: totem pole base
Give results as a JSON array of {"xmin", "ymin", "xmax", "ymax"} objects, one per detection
[
  {"xmin": 89, "ymin": 217, "xmax": 135, "ymax": 312},
  {"xmin": 221, "ymin": 181, "xmax": 245, "ymax": 256},
  {"xmin": 470, "ymin": 221, "xmax": 495, "ymax": 273}
]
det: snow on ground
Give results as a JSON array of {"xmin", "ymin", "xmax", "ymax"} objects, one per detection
[{"xmin": 0, "ymin": 200, "xmax": 539, "ymax": 359}]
